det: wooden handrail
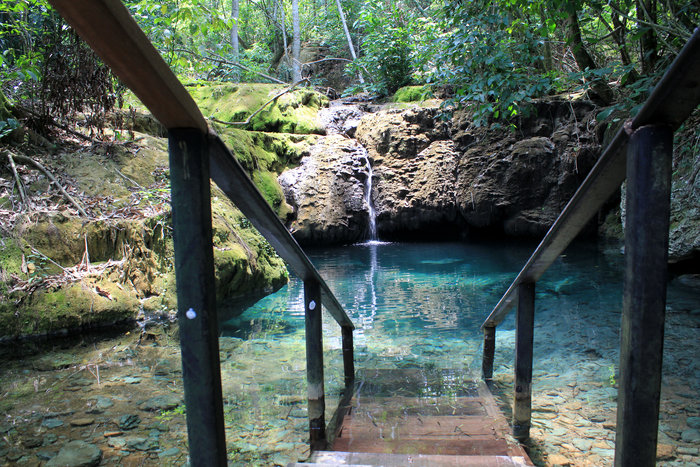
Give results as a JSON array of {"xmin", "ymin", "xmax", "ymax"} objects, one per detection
[
  {"xmin": 482, "ymin": 27, "xmax": 700, "ymax": 329},
  {"xmin": 48, "ymin": 0, "xmax": 354, "ymax": 331}
]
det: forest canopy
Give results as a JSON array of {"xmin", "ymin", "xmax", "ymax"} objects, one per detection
[{"xmin": 0, "ymin": 0, "xmax": 698, "ymax": 130}]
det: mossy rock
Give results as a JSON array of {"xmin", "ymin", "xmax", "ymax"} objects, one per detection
[
  {"xmin": 217, "ymin": 127, "xmax": 313, "ymax": 218},
  {"xmin": 0, "ymin": 90, "xmax": 12, "ymax": 120},
  {"xmin": 188, "ymin": 82, "xmax": 328, "ymax": 134},
  {"xmin": 392, "ymin": 86, "xmax": 429, "ymax": 103},
  {"xmin": 210, "ymin": 190, "xmax": 288, "ymax": 301},
  {"xmin": 0, "ymin": 278, "xmax": 140, "ymax": 336},
  {"xmin": 0, "ymin": 93, "xmax": 304, "ymax": 338}
]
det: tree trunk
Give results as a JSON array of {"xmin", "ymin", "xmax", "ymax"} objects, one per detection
[
  {"xmin": 0, "ymin": 89, "xmax": 12, "ymax": 120},
  {"xmin": 567, "ymin": 10, "xmax": 614, "ymax": 105},
  {"xmin": 637, "ymin": 0, "xmax": 658, "ymax": 74},
  {"xmin": 292, "ymin": 0, "xmax": 302, "ymax": 82},
  {"xmin": 281, "ymin": 1, "xmax": 289, "ymax": 73},
  {"xmin": 335, "ymin": 0, "xmax": 365, "ymax": 84},
  {"xmin": 610, "ymin": 1, "xmax": 639, "ymax": 83},
  {"xmin": 231, "ymin": 0, "xmax": 240, "ymax": 60},
  {"xmin": 539, "ymin": 6, "xmax": 553, "ymax": 72}
]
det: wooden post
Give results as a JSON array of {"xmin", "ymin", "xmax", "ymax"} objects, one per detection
[
  {"xmin": 341, "ymin": 325, "xmax": 355, "ymax": 388},
  {"xmin": 304, "ymin": 280, "xmax": 326, "ymax": 450},
  {"xmin": 168, "ymin": 128, "xmax": 227, "ymax": 466},
  {"xmin": 513, "ymin": 282, "xmax": 535, "ymax": 442},
  {"xmin": 482, "ymin": 326, "xmax": 496, "ymax": 385},
  {"xmin": 615, "ymin": 124, "xmax": 673, "ymax": 467}
]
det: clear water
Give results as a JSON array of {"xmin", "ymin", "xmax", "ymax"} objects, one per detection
[
  {"xmin": 221, "ymin": 240, "xmax": 627, "ymax": 370},
  {"xmin": 217, "ymin": 240, "xmax": 700, "ymax": 465}
]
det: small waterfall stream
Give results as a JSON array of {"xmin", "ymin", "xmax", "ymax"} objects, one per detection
[
  {"xmin": 318, "ymin": 97, "xmax": 380, "ymax": 243},
  {"xmin": 363, "ymin": 154, "xmax": 378, "ymax": 241}
]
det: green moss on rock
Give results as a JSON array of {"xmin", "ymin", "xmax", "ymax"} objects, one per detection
[
  {"xmin": 210, "ymin": 191, "xmax": 287, "ymax": 301},
  {"xmin": 392, "ymin": 86, "xmax": 428, "ymax": 103},
  {"xmin": 188, "ymin": 82, "xmax": 327, "ymax": 134},
  {"xmin": 0, "ymin": 278, "xmax": 140, "ymax": 336}
]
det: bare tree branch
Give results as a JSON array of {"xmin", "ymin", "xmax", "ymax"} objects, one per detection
[
  {"xmin": 206, "ymin": 53, "xmax": 287, "ymax": 84},
  {"xmin": 4, "ymin": 150, "xmax": 88, "ymax": 217},
  {"xmin": 5, "ymin": 150, "xmax": 29, "ymax": 209}
]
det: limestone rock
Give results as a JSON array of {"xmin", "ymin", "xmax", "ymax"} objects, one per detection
[
  {"xmin": 356, "ymin": 107, "xmax": 449, "ymax": 161},
  {"xmin": 547, "ymin": 453, "xmax": 571, "ymax": 466},
  {"xmin": 279, "ymin": 134, "xmax": 371, "ymax": 245},
  {"xmin": 372, "ymin": 140, "xmax": 461, "ymax": 238},
  {"xmin": 456, "ymin": 128, "xmax": 598, "ymax": 237},
  {"xmin": 355, "ymin": 106, "xmax": 461, "ymax": 239},
  {"xmin": 657, "ymin": 443, "xmax": 676, "ymax": 460},
  {"xmin": 140, "ymin": 394, "xmax": 181, "ymax": 412}
]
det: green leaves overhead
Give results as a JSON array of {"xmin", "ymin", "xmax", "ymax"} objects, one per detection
[{"xmin": 1, "ymin": 0, "xmax": 697, "ymax": 131}]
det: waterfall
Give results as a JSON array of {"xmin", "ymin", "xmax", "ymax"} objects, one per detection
[{"xmin": 364, "ymin": 154, "xmax": 378, "ymax": 241}]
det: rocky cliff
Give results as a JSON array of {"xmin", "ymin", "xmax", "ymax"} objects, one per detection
[
  {"xmin": 281, "ymin": 97, "xmax": 601, "ymax": 243},
  {"xmin": 279, "ymin": 95, "xmax": 699, "ymax": 267}
]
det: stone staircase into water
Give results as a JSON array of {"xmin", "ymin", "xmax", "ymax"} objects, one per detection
[{"xmin": 289, "ymin": 368, "xmax": 532, "ymax": 466}]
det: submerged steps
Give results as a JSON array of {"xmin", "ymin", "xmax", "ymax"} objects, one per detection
[
  {"xmin": 293, "ymin": 451, "xmax": 529, "ymax": 466},
  {"xmin": 290, "ymin": 368, "xmax": 532, "ymax": 466}
]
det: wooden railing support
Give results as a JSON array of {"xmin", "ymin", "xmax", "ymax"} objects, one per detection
[
  {"xmin": 341, "ymin": 325, "xmax": 355, "ymax": 388},
  {"xmin": 168, "ymin": 128, "xmax": 227, "ymax": 466},
  {"xmin": 513, "ymin": 282, "xmax": 535, "ymax": 442},
  {"xmin": 482, "ymin": 326, "xmax": 496, "ymax": 385},
  {"xmin": 304, "ymin": 280, "xmax": 327, "ymax": 450},
  {"xmin": 615, "ymin": 124, "xmax": 673, "ymax": 467}
]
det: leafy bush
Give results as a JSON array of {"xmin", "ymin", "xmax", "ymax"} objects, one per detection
[
  {"xmin": 347, "ymin": 1, "xmax": 415, "ymax": 96},
  {"xmin": 1, "ymin": 0, "xmax": 121, "ymax": 135},
  {"xmin": 432, "ymin": 0, "xmax": 554, "ymax": 126}
]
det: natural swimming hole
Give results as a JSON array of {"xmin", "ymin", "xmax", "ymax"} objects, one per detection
[
  {"xmin": 217, "ymin": 239, "xmax": 700, "ymax": 465},
  {"xmin": 220, "ymin": 239, "xmax": 628, "ymax": 371},
  {"xmin": 1, "ymin": 241, "xmax": 695, "ymax": 465}
]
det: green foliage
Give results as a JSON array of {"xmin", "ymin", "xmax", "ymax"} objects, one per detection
[
  {"xmin": 432, "ymin": 0, "xmax": 554, "ymax": 126},
  {"xmin": 607, "ymin": 364, "xmax": 617, "ymax": 387},
  {"xmin": 127, "ymin": 0, "xmax": 234, "ymax": 75},
  {"xmin": 0, "ymin": 0, "xmax": 48, "ymax": 88},
  {"xmin": 0, "ymin": 117, "xmax": 19, "ymax": 140},
  {"xmin": 157, "ymin": 404, "xmax": 186, "ymax": 422},
  {"xmin": 348, "ymin": 1, "xmax": 416, "ymax": 96},
  {"xmin": 1, "ymin": 0, "xmax": 121, "ymax": 135}
]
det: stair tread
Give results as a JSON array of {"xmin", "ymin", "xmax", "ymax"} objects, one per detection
[
  {"xmin": 347, "ymin": 396, "xmax": 487, "ymax": 416},
  {"xmin": 325, "ymin": 369, "xmax": 533, "ymax": 464},
  {"xmin": 332, "ymin": 437, "xmax": 513, "ymax": 456},
  {"xmin": 289, "ymin": 450, "xmax": 530, "ymax": 466}
]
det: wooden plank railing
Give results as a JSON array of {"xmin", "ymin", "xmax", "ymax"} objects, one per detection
[
  {"xmin": 48, "ymin": 0, "xmax": 354, "ymax": 463},
  {"xmin": 480, "ymin": 26, "xmax": 700, "ymax": 467}
]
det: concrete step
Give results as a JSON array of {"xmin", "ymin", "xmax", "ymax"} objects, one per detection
[{"xmin": 287, "ymin": 450, "xmax": 530, "ymax": 466}]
